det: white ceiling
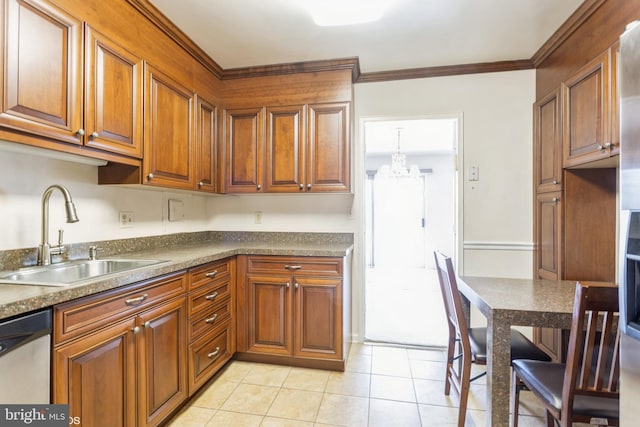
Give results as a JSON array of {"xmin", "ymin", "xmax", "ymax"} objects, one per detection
[{"xmin": 149, "ymin": 0, "xmax": 584, "ymax": 73}]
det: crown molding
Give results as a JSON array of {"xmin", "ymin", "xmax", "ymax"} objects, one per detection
[
  {"xmin": 125, "ymin": 0, "xmax": 224, "ymax": 79},
  {"xmin": 356, "ymin": 59, "xmax": 534, "ymax": 83},
  {"xmin": 530, "ymin": 0, "xmax": 606, "ymax": 67},
  {"xmin": 223, "ymin": 57, "xmax": 361, "ymax": 82}
]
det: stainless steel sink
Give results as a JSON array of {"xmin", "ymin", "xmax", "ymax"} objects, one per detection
[{"xmin": 0, "ymin": 259, "xmax": 167, "ymax": 286}]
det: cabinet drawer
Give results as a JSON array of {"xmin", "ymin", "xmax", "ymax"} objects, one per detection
[
  {"xmin": 188, "ymin": 279, "xmax": 231, "ymax": 316},
  {"xmin": 54, "ymin": 272, "xmax": 186, "ymax": 344},
  {"xmin": 246, "ymin": 256, "xmax": 342, "ymax": 276},
  {"xmin": 188, "ymin": 297, "xmax": 232, "ymax": 341},
  {"xmin": 189, "ymin": 258, "xmax": 233, "ymax": 290},
  {"xmin": 188, "ymin": 325, "xmax": 232, "ymax": 395}
]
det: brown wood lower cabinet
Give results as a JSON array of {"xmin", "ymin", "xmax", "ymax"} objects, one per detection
[
  {"xmin": 53, "ymin": 273, "xmax": 188, "ymax": 427},
  {"xmin": 186, "ymin": 258, "xmax": 236, "ymax": 395},
  {"xmin": 236, "ymin": 255, "xmax": 350, "ymax": 370}
]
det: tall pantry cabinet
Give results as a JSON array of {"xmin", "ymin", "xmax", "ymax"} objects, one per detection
[{"xmin": 533, "ymin": 20, "xmax": 622, "ymax": 360}]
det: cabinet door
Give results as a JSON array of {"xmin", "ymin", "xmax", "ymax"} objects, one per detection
[
  {"xmin": 84, "ymin": 26, "xmax": 143, "ymax": 157},
  {"xmin": 246, "ymin": 274, "xmax": 292, "ymax": 355},
  {"xmin": 224, "ymin": 107, "xmax": 264, "ymax": 193},
  {"xmin": 144, "ymin": 64, "xmax": 195, "ymax": 189},
  {"xmin": 294, "ymin": 277, "xmax": 342, "ymax": 360},
  {"xmin": 195, "ymin": 95, "xmax": 218, "ymax": 192},
  {"xmin": 1, "ymin": 0, "xmax": 82, "ymax": 144},
  {"xmin": 534, "ymin": 192, "xmax": 563, "ymax": 280},
  {"xmin": 53, "ymin": 317, "xmax": 137, "ymax": 427},
  {"xmin": 610, "ymin": 41, "xmax": 620, "ymax": 156},
  {"xmin": 562, "ymin": 51, "xmax": 610, "ymax": 167},
  {"xmin": 137, "ymin": 297, "xmax": 187, "ymax": 427},
  {"xmin": 534, "ymin": 89, "xmax": 562, "ymax": 193},
  {"xmin": 307, "ymin": 103, "xmax": 350, "ymax": 192},
  {"xmin": 265, "ymin": 105, "xmax": 305, "ymax": 192}
]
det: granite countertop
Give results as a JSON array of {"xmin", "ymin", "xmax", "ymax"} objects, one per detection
[{"xmin": 0, "ymin": 231, "xmax": 353, "ymax": 320}]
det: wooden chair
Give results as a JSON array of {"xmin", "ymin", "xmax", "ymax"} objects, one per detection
[
  {"xmin": 510, "ymin": 281, "xmax": 620, "ymax": 427},
  {"xmin": 433, "ymin": 251, "xmax": 550, "ymax": 427}
]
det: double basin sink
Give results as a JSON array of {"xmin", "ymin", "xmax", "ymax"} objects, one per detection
[{"xmin": 0, "ymin": 258, "xmax": 167, "ymax": 287}]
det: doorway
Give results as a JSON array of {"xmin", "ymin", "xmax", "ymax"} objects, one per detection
[{"xmin": 364, "ymin": 117, "xmax": 457, "ymax": 347}]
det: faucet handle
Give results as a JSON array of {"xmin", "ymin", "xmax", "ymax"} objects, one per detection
[{"xmin": 89, "ymin": 245, "xmax": 101, "ymax": 260}]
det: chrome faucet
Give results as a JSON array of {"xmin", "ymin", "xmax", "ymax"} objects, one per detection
[{"xmin": 37, "ymin": 185, "xmax": 79, "ymax": 266}]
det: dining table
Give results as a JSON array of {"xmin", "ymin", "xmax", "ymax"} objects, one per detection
[{"xmin": 457, "ymin": 276, "xmax": 579, "ymax": 427}]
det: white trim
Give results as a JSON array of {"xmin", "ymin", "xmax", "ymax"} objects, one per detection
[{"xmin": 463, "ymin": 241, "xmax": 534, "ymax": 251}]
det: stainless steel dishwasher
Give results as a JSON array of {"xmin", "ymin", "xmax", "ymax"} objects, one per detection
[{"xmin": 0, "ymin": 308, "xmax": 52, "ymax": 403}]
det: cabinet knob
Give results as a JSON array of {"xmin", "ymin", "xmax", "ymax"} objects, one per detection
[
  {"xmin": 76, "ymin": 129, "xmax": 85, "ymax": 136},
  {"xmin": 552, "ymin": 180, "xmax": 558, "ymax": 185},
  {"xmin": 90, "ymin": 131, "xmax": 99, "ymax": 139},
  {"xmin": 299, "ymin": 183, "xmax": 304, "ymax": 190},
  {"xmin": 604, "ymin": 142, "xmax": 612, "ymax": 148},
  {"xmin": 207, "ymin": 347, "xmax": 221, "ymax": 358},
  {"xmin": 256, "ymin": 184, "xmax": 261, "ymax": 190},
  {"xmin": 295, "ymin": 282, "xmax": 299, "ymax": 290},
  {"xmin": 198, "ymin": 181, "xmax": 204, "ymax": 188},
  {"xmin": 144, "ymin": 321, "xmax": 151, "ymax": 328},
  {"xmin": 133, "ymin": 326, "xmax": 141, "ymax": 334},
  {"xmin": 286, "ymin": 282, "xmax": 290, "ymax": 288},
  {"xmin": 552, "ymin": 197, "xmax": 559, "ymax": 203},
  {"xmin": 147, "ymin": 173, "xmax": 154, "ymax": 181},
  {"xmin": 596, "ymin": 144, "xmax": 604, "ymax": 151},
  {"xmin": 307, "ymin": 183, "xmax": 312, "ymax": 190}
]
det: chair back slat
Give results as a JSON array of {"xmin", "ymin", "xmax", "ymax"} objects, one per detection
[{"xmin": 562, "ymin": 282, "xmax": 620, "ymax": 421}]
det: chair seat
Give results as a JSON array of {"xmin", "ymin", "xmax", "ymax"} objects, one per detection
[
  {"xmin": 468, "ymin": 327, "xmax": 551, "ymax": 364},
  {"xmin": 512, "ymin": 359, "xmax": 619, "ymax": 420}
]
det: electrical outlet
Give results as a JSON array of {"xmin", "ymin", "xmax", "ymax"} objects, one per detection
[
  {"xmin": 255, "ymin": 211, "xmax": 262, "ymax": 224},
  {"xmin": 119, "ymin": 211, "xmax": 133, "ymax": 227}
]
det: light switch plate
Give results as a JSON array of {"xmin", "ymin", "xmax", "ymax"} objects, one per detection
[{"xmin": 168, "ymin": 199, "xmax": 184, "ymax": 222}]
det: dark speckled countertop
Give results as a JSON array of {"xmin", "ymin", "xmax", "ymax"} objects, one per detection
[{"xmin": 0, "ymin": 231, "xmax": 353, "ymax": 320}]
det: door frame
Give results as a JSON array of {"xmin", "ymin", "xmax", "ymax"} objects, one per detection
[{"xmin": 356, "ymin": 113, "xmax": 464, "ymax": 342}]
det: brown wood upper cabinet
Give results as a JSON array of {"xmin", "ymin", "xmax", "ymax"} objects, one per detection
[
  {"xmin": 562, "ymin": 48, "xmax": 618, "ymax": 167},
  {"xmin": 1, "ymin": 0, "xmax": 143, "ymax": 158},
  {"xmin": 195, "ymin": 96, "xmax": 218, "ymax": 192},
  {"xmin": 143, "ymin": 64, "xmax": 195, "ymax": 189},
  {"xmin": 224, "ymin": 107, "xmax": 264, "ymax": 193},
  {"xmin": 534, "ymin": 89, "xmax": 562, "ymax": 193},
  {"xmin": 225, "ymin": 102, "xmax": 351, "ymax": 193}
]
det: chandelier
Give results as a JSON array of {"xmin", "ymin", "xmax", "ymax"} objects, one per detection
[{"xmin": 376, "ymin": 128, "xmax": 420, "ymax": 178}]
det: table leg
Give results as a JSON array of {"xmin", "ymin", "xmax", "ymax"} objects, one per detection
[{"xmin": 485, "ymin": 315, "xmax": 511, "ymax": 427}]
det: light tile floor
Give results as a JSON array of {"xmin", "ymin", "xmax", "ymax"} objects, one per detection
[{"xmin": 166, "ymin": 343, "xmax": 555, "ymax": 427}]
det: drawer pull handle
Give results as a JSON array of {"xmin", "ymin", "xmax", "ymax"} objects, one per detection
[
  {"xmin": 205, "ymin": 314, "xmax": 218, "ymax": 324},
  {"xmin": 125, "ymin": 294, "xmax": 148, "ymax": 305},
  {"xmin": 284, "ymin": 265, "xmax": 301, "ymax": 270},
  {"xmin": 205, "ymin": 270, "xmax": 218, "ymax": 278},
  {"xmin": 205, "ymin": 292, "xmax": 219, "ymax": 301},
  {"xmin": 207, "ymin": 347, "xmax": 221, "ymax": 358}
]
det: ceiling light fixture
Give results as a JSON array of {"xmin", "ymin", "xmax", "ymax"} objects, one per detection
[
  {"xmin": 305, "ymin": 0, "xmax": 390, "ymax": 26},
  {"xmin": 376, "ymin": 128, "xmax": 420, "ymax": 179}
]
